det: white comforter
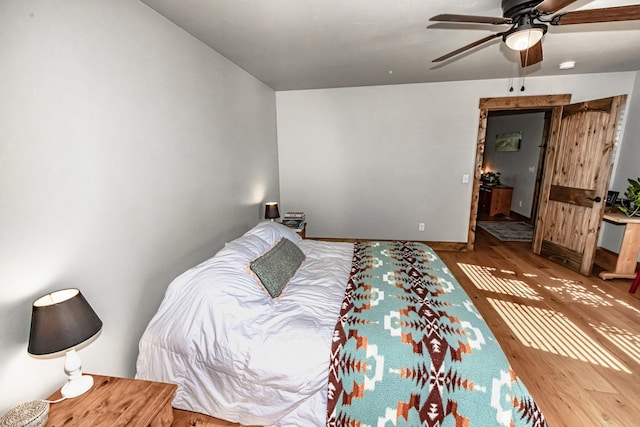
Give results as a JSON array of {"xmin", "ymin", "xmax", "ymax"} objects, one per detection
[{"xmin": 136, "ymin": 222, "xmax": 353, "ymax": 426}]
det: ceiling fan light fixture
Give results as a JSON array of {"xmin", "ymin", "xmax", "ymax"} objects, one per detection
[{"xmin": 504, "ymin": 25, "xmax": 545, "ymax": 51}]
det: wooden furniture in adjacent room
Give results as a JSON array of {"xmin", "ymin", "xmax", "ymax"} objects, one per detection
[
  {"xmin": 45, "ymin": 374, "xmax": 176, "ymax": 426},
  {"xmin": 479, "ymin": 185, "xmax": 513, "ymax": 217},
  {"xmin": 599, "ymin": 212, "xmax": 640, "ymax": 280}
]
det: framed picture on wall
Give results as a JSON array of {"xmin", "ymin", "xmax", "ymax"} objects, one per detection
[{"xmin": 495, "ymin": 131, "xmax": 522, "ymax": 152}]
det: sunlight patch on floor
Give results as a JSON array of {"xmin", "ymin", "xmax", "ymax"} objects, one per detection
[
  {"xmin": 613, "ymin": 298, "xmax": 640, "ymax": 315},
  {"xmin": 586, "ymin": 285, "xmax": 640, "ymax": 315},
  {"xmin": 543, "ymin": 278, "xmax": 613, "ymax": 307},
  {"xmin": 543, "ymin": 279, "xmax": 640, "ymax": 315},
  {"xmin": 487, "ymin": 298, "xmax": 631, "ymax": 373},
  {"xmin": 592, "ymin": 322, "xmax": 640, "ymax": 365},
  {"xmin": 458, "ymin": 263, "xmax": 542, "ymax": 300}
]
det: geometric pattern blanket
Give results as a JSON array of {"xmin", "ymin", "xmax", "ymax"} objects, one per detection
[{"xmin": 326, "ymin": 241, "xmax": 547, "ymax": 427}]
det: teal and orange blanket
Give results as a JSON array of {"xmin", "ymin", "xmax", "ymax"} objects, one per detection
[{"xmin": 326, "ymin": 241, "xmax": 547, "ymax": 427}]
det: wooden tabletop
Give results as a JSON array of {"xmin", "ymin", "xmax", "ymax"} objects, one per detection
[
  {"xmin": 46, "ymin": 374, "xmax": 176, "ymax": 426},
  {"xmin": 603, "ymin": 211, "xmax": 640, "ymax": 224}
]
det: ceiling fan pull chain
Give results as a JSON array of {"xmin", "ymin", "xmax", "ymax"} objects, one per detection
[
  {"xmin": 508, "ymin": 62, "xmax": 517, "ymax": 92},
  {"xmin": 520, "ymin": 39, "xmax": 529, "ymax": 92}
]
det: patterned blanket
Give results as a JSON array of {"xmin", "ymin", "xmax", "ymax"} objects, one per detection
[{"xmin": 326, "ymin": 241, "xmax": 547, "ymax": 427}]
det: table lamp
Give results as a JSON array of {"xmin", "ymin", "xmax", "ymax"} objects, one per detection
[
  {"xmin": 265, "ymin": 202, "xmax": 280, "ymax": 221},
  {"xmin": 28, "ymin": 288, "xmax": 103, "ymax": 398}
]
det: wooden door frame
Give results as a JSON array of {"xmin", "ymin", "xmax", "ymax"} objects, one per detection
[
  {"xmin": 529, "ymin": 110, "xmax": 553, "ymax": 226},
  {"xmin": 467, "ymin": 94, "xmax": 572, "ymax": 251}
]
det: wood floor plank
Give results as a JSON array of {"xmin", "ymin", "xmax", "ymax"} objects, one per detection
[{"xmin": 172, "ymin": 229, "xmax": 640, "ymax": 427}]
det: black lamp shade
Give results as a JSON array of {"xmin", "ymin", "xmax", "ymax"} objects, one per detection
[
  {"xmin": 265, "ymin": 202, "xmax": 280, "ymax": 220},
  {"xmin": 28, "ymin": 289, "xmax": 102, "ymax": 356}
]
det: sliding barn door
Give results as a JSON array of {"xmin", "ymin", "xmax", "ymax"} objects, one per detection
[{"xmin": 533, "ymin": 95, "xmax": 626, "ymax": 275}]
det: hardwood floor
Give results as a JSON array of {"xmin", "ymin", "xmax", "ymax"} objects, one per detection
[
  {"xmin": 172, "ymin": 229, "xmax": 640, "ymax": 427},
  {"xmin": 439, "ymin": 229, "xmax": 640, "ymax": 427}
]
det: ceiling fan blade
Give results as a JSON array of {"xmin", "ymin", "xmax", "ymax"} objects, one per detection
[
  {"xmin": 552, "ymin": 5, "xmax": 640, "ymax": 25},
  {"xmin": 520, "ymin": 41, "xmax": 543, "ymax": 67},
  {"xmin": 534, "ymin": 0, "xmax": 579, "ymax": 14},
  {"xmin": 432, "ymin": 33, "xmax": 504, "ymax": 62},
  {"xmin": 430, "ymin": 14, "xmax": 511, "ymax": 25}
]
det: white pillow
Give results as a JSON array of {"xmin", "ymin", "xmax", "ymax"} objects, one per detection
[
  {"xmin": 224, "ymin": 233, "xmax": 273, "ymax": 260},
  {"xmin": 244, "ymin": 221, "xmax": 302, "ymax": 245}
]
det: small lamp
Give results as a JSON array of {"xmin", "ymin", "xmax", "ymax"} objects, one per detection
[
  {"xmin": 265, "ymin": 202, "xmax": 280, "ymax": 221},
  {"xmin": 28, "ymin": 288, "xmax": 103, "ymax": 398}
]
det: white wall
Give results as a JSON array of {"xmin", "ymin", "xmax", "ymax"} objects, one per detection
[
  {"xmin": 484, "ymin": 112, "xmax": 546, "ymax": 218},
  {"xmin": 277, "ymin": 72, "xmax": 637, "ymax": 242},
  {"xmin": 0, "ymin": 0, "xmax": 278, "ymax": 412},
  {"xmin": 600, "ymin": 71, "xmax": 640, "ymax": 260}
]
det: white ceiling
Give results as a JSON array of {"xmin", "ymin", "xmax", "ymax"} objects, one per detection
[{"xmin": 141, "ymin": 0, "xmax": 640, "ymax": 91}]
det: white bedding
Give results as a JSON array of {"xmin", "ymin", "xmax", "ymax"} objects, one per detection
[{"xmin": 136, "ymin": 222, "xmax": 353, "ymax": 426}]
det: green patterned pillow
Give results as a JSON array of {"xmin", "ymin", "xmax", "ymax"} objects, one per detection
[{"xmin": 249, "ymin": 238, "xmax": 305, "ymax": 298}]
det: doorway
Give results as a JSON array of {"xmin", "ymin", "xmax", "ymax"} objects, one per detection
[
  {"xmin": 467, "ymin": 94, "xmax": 571, "ymax": 251},
  {"xmin": 468, "ymin": 94, "xmax": 627, "ymax": 277},
  {"xmin": 477, "ymin": 109, "xmax": 551, "ymax": 225}
]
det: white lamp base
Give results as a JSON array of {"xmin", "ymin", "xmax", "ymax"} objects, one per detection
[
  {"xmin": 61, "ymin": 374, "xmax": 94, "ymax": 398},
  {"xmin": 61, "ymin": 348, "xmax": 94, "ymax": 398}
]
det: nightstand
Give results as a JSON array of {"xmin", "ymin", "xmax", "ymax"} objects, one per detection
[
  {"xmin": 296, "ymin": 222, "xmax": 307, "ymax": 239},
  {"xmin": 45, "ymin": 374, "xmax": 176, "ymax": 426},
  {"xmin": 479, "ymin": 185, "xmax": 513, "ymax": 217}
]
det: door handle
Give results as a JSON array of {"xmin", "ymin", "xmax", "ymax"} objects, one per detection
[{"xmin": 587, "ymin": 196, "xmax": 602, "ymax": 203}]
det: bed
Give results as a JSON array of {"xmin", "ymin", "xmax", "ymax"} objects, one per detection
[{"xmin": 136, "ymin": 221, "xmax": 546, "ymax": 427}]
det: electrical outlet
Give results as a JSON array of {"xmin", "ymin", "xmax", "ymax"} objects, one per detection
[
  {"xmin": 462, "ymin": 174, "xmax": 470, "ymax": 184},
  {"xmin": 519, "ymin": 200, "xmax": 523, "ymax": 207},
  {"xmin": 418, "ymin": 223, "xmax": 425, "ymax": 231}
]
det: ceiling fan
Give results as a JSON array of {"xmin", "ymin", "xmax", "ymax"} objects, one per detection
[{"xmin": 430, "ymin": 0, "xmax": 640, "ymax": 67}]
